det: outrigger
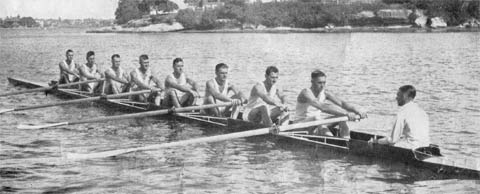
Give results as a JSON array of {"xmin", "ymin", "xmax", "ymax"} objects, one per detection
[{"xmin": 4, "ymin": 77, "xmax": 480, "ymax": 180}]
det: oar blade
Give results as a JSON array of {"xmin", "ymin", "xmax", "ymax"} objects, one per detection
[
  {"xmin": 0, "ymin": 108, "xmax": 14, "ymax": 114},
  {"xmin": 17, "ymin": 122, "xmax": 68, "ymax": 130}
]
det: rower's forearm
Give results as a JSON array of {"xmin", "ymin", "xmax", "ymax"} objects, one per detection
[{"xmin": 342, "ymin": 102, "xmax": 359, "ymax": 113}]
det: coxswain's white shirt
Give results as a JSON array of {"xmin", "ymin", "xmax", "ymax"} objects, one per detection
[{"xmin": 390, "ymin": 101, "xmax": 430, "ymax": 149}]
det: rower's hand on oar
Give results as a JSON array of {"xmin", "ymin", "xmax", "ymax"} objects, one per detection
[
  {"xmin": 188, "ymin": 90, "xmax": 200, "ymax": 98},
  {"xmin": 358, "ymin": 111, "xmax": 368, "ymax": 119},
  {"xmin": 346, "ymin": 112, "xmax": 358, "ymax": 121},
  {"xmin": 231, "ymin": 99, "xmax": 242, "ymax": 106}
]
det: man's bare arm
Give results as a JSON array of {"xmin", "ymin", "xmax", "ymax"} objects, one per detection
[
  {"xmin": 78, "ymin": 66, "xmax": 100, "ymax": 79},
  {"xmin": 59, "ymin": 62, "xmax": 79, "ymax": 77},
  {"xmin": 166, "ymin": 76, "xmax": 192, "ymax": 93},
  {"xmin": 130, "ymin": 71, "xmax": 154, "ymax": 90},
  {"xmin": 326, "ymin": 92, "xmax": 367, "ymax": 118},
  {"xmin": 255, "ymin": 84, "xmax": 279, "ymax": 106},
  {"xmin": 186, "ymin": 77, "xmax": 199, "ymax": 91},
  {"xmin": 206, "ymin": 80, "xmax": 231, "ymax": 102},
  {"xmin": 105, "ymin": 70, "xmax": 129, "ymax": 84},
  {"xmin": 298, "ymin": 89, "xmax": 348, "ymax": 116}
]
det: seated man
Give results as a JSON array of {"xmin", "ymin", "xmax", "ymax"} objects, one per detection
[
  {"xmin": 242, "ymin": 66, "xmax": 289, "ymax": 126},
  {"xmin": 163, "ymin": 58, "xmax": 200, "ymax": 108},
  {"xmin": 203, "ymin": 63, "xmax": 247, "ymax": 117},
  {"xmin": 58, "ymin": 49, "xmax": 80, "ymax": 85},
  {"xmin": 294, "ymin": 70, "xmax": 367, "ymax": 138},
  {"xmin": 129, "ymin": 54, "xmax": 163, "ymax": 105},
  {"xmin": 104, "ymin": 54, "xmax": 130, "ymax": 94},
  {"xmin": 78, "ymin": 51, "xmax": 104, "ymax": 94},
  {"xmin": 371, "ymin": 85, "xmax": 430, "ymax": 149}
]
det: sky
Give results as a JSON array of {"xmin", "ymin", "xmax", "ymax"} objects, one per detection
[{"xmin": 0, "ymin": 0, "xmax": 119, "ymax": 19}]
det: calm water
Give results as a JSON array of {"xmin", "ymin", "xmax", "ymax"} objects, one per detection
[{"xmin": 0, "ymin": 28, "xmax": 479, "ymax": 193}]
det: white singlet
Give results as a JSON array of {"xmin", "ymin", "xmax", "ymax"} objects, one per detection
[
  {"xmin": 59, "ymin": 60, "xmax": 77, "ymax": 82},
  {"xmin": 242, "ymin": 82, "xmax": 277, "ymax": 121},
  {"xmin": 294, "ymin": 88, "xmax": 329, "ymax": 122},
  {"xmin": 204, "ymin": 78, "xmax": 229, "ymax": 113}
]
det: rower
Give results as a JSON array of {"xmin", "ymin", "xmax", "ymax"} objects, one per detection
[
  {"xmin": 294, "ymin": 70, "xmax": 367, "ymax": 138},
  {"xmin": 242, "ymin": 66, "xmax": 289, "ymax": 126},
  {"xmin": 58, "ymin": 49, "xmax": 80, "ymax": 84},
  {"xmin": 163, "ymin": 58, "xmax": 200, "ymax": 108},
  {"xmin": 371, "ymin": 85, "xmax": 430, "ymax": 149},
  {"xmin": 203, "ymin": 63, "xmax": 247, "ymax": 117},
  {"xmin": 104, "ymin": 54, "xmax": 130, "ymax": 94},
  {"xmin": 78, "ymin": 51, "xmax": 104, "ymax": 93},
  {"xmin": 129, "ymin": 54, "xmax": 163, "ymax": 105}
]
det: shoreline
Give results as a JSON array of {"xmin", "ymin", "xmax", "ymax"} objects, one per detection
[{"xmin": 86, "ymin": 26, "xmax": 480, "ymax": 34}]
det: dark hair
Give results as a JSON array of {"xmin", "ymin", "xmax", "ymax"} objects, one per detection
[
  {"xmin": 215, "ymin": 63, "xmax": 228, "ymax": 72},
  {"xmin": 173, "ymin": 58, "xmax": 183, "ymax": 65},
  {"xmin": 265, "ymin": 66, "xmax": 279, "ymax": 76},
  {"xmin": 86, "ymin": 51, "xmax": 95, "ymax": 59},
  {"xmin": 311, "ymin": 70, "xmax": 326, "ymax": 79},
  {"xmin": 66, "ymin": 49, "xmax": 73, "ymax": 55},
  {"xmin": 111, "ymin": 54, "xmax": 120, "ymax": 60},
  {"xmin": 139, "ymin": 54, "xmax": 149, "ymax": 61},
  {"xmin": 399, "ymin": 85, "xmax": 416, "ymax": 99}
]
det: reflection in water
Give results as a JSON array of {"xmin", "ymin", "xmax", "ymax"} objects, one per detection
[{"xmin": 0, "ymin": 29, "xmax": 479, "ymax": 193}]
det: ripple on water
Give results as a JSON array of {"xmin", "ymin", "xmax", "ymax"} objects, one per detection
[{"xmin": 0, "ymin": 30, "xmax": 479, "ymax": 192}]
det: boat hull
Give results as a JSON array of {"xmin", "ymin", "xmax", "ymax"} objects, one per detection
[{"xmin": 7, "ymin": 77, "xmax": 480, "ymax": 180}]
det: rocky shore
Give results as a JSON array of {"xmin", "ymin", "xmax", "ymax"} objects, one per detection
[{"xmin": 87, "ymin": 24, "xmax": 480, "ymax": 34}]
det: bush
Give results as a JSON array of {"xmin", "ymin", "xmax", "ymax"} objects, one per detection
[
  {"xmin": 198, "ymin": 10, "xmax": 218, "ymax": 29},
  {"xmin": 115, "ymin": 0, "xmax": 143, "ymax": 25},
  {"xmin": 175, "ymin": 9, "xmax": 201, "ymax": 29}
]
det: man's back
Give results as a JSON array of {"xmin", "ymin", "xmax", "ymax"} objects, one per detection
[{"xmin": 393, "ymin": 101, "xmax": 430, "ymax": 148}]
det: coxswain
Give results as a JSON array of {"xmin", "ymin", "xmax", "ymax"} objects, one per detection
[{"xmin": 371, "ymin": 85, "xmax": 430, "ymax": 149}]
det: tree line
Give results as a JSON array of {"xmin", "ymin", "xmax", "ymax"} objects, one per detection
[
  {"xmin": 115, "ymin": 0, "xmax": 480, "ymax": 29},
  {"xmin": 1, "ymin": 16, "xmax": 39, "ymax": 28}
]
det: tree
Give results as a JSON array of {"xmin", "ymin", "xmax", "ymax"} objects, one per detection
[
  {"xmin": 18, "ymin": 17, "xmax": 38, "ymax": 27},
  {"xmin": 199, "ymin": 10, "xmax": 218, "ymax": 29},
  {"xmin": 466, "ymin": 0, "xmax": 480, "ymax": 19},
  {"xmin": 115, "ymin": 0, "xmax": 143, "ymax": 24},
  {"xmin": 175, "ymin": 9, "xmax": 200, "ymax": 29}
]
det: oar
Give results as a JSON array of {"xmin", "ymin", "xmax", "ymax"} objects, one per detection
[
  {"xmin": 17, "ymin": 102, "xmax": 235, "ymax": 130},
  {"xmin": 0, "ymin": 89, "xmax": 162, "ymax": 114},
  {"xmin": 65, "ymin": 116, "xmax": 350, "ymax": 160},
  {"xmin": 0, "ymin": 79, "xmax": 104, "ymax": 97}
]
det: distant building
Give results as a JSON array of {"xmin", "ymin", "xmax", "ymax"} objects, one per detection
[
  {"xmin": 377, "ymin": 9, "xmax": 412, "ymax": 19},
  {"xmin": 184, "ymin": 0, "xmax": 224, "ymax": 10}
]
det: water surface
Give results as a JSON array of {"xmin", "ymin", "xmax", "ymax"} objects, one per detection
[{"xmin": 1, "ymin": 28, "xmax": 479, "ymax": 193}]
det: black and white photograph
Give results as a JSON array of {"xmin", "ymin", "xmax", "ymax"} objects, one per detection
[{"xmin": 0, "ymin": 0, "xmax": 479, "ymax": 193}]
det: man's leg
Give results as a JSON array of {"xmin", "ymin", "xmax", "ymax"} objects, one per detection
[
  {"xmin": 270, "ymin": 106, "xmax": 290, "ymax": 125},
  {"xmin": 338, "ymin": 121, "xmax": 350, "ymax": 138},
  {"xmin": 247, "ymin": 105, "xmax": 272, "ymax": 126},
  {"xmin": 203, "ymin": 96, "xmax": 219, "ymax": 116},
  {"xmin": 162, "ymin": 89, "xmax": 181, "ymax": 108},
  {"xmin": 179, "ymin": 93, "xmax": 195, "ymax": 107}
]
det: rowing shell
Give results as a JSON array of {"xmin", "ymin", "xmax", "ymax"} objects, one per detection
[{"xmin": 6, "ymin": 77, "xmax": 480, "ymax": 180}]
